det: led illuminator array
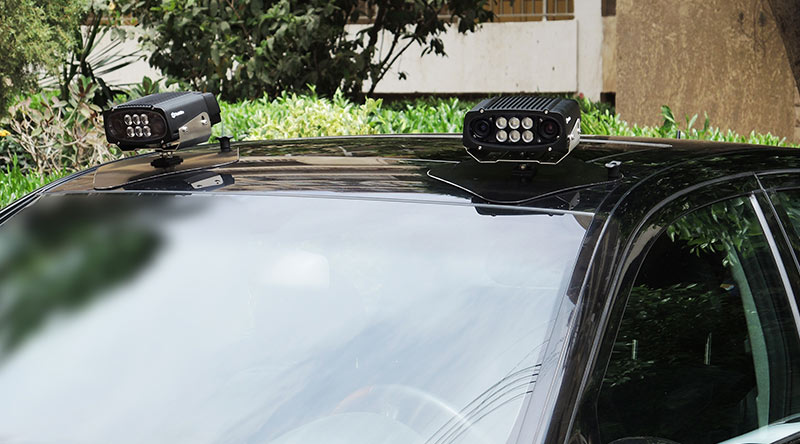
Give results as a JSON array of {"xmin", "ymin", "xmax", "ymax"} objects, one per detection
[
  {"xmin": 493, "ymin": 116, "xmax": 540, "ymax": 144},
  {"xmin": 123, "ymin": 113, "xmax": 153, "ymax": 138},
  {"xmin": 461, "ymin": 96, "xmax": 581, "ymax": 164},
  {"xmin": 475, "ymin": 114, "xmax": 560, "ymax": 146}
]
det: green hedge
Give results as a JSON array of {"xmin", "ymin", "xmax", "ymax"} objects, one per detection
[{"xmin": 212, "ymin": 91, "xmax": 796, "ymax": 147}]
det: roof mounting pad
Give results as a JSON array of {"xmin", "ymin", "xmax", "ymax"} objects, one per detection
[
  {"xmin": 93, "ymin": 148, "xmax": 239, "ymax": 190},
  {"xmin": 427, "ymin": 157, "xmax": 614, "ymax": 205}
]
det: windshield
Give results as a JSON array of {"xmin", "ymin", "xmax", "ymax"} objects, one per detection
[{"xmin": 0, "ymin": 193, "xmax": 587, "ymax": 444}]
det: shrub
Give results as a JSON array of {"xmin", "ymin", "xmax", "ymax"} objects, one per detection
[
  {"xmin": 209, "ymin": 92, "xmax": 799, "ymax": 147},
  {"xmin": 370, "ymin": 98, "xmax": 473, "ymax": 133},
  {"xmin": 577, "ymin": 97, "xmax": 795, "ymax": 147},
  {"xmin": 121, "ymin": 0, "xmax": 493, "ymax": 101},
  {"xmin": 215, "ymin": 89, "xmax": 379, "ymax": 140},
  {"xmin": 3, "ymin": 78, "xmax": 117, "ymax": 175},
  {"xmin": 0, "ymin": 0, "xmax": 87, "ymax": 118},
  {"xmin": 0, "ymin": 156, "xmax": 67, "ymax": 208}
]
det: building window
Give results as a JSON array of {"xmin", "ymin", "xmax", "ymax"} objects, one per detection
[
  {"xmin": 490, "ymin": 0, "xmax": 574, "ymax": 22},
  {"xmin": 352, "ymin": 0, "xmax": 575, "ymax": 25},
  {"xmin": 602, "ymin": 0, "xmax": 616, "ymax": 17}
]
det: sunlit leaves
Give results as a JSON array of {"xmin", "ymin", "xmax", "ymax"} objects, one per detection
[
  {"xmin": 0, "ymin": 0, "xmax": 88, "ymax": 118},
  {"xmin": 118, "ymin": 0, "xmax": 494, "ymax": 100}
]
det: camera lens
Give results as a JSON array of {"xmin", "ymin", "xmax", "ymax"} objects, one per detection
[
  {"xmin": 540, "ymin": 119, "xmax": 560, "ymax": 140},
  {"xmin": 472, "ymin": 119, "xmax": 491, "ymax": 139}
]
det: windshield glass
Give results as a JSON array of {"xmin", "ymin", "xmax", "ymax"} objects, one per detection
[{"xmin": 0, "ymin": 193, "xmax": 587, "ymax": 444}]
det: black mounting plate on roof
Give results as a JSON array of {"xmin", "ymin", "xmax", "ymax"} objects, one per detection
[
  {"xmin": 93, "ymin": 147, "xmax": 239, "ymax": 190},
  {"xmin": 427, "ymin": 157, "xmax": 616, "ymax": 205}
]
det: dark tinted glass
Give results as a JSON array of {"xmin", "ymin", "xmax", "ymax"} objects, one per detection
[
  {"xmin": 0, "ymin": 193, "xmax": 587, "ymax": 444},
  {"xmin": 598, "ymin": 196, "xmax": 800, "ymax": 444},
  {"xmin": 771, "ymin": 190, "xmax": 800, "ymax": 268}
]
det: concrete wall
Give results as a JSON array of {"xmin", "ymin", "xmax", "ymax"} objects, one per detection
[
  {"xmin": 615, "ymin": 0, "xmax": 799, "ymax": 142},
  {"xmin": 106, "ymin": 0, "xmax": 604, "ymax": 99},
  {"xmin": 362, "ymin": 21, "xmax": 579, "ymax": 95},
  {"xmin": 574, "ymin": 0, "xmax": 603, "ymax": 99},
  {"xmin": 601, "ymin": 16, "xmax": 616, "ymax": 94},
  {"xmin": 92, "ymin": 26, "xmax": 159, "ymax": 87},
  {"xmin": 366, "ymin": 0, "xmax": 603, "ymax": 98}
]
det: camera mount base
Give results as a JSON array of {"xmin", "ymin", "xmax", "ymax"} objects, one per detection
[
  {"xmin": 150, "ymin": 152, "xmax": 185, "ymax": 169},
  {"xmin": 93, "ymin": 147, "xmax": 239, "ymax": 190}
]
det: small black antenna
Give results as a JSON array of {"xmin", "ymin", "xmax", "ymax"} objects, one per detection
[
  {"xmin": 605, "ymin": 160, "xmax": 622, "ymax": 180},
  {"xmin": 218, "ymin": 119, "xmax": 232, "ymax": 152},
  {"xmin": 218, "ymin": 136, "xmax": 232, "ymax": 152}
]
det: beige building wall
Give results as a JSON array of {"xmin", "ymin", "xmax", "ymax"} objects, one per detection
[
  {"xmin": 615, "ymin": 0, "xmax": 799, "ymax": 142},
  {"xmin": 795, "ymin": 87, "xmax": 800, "ymax": 142},
  {"xmin": 602, "ymin": 16, "xmax": 616, "ymax": 94}
]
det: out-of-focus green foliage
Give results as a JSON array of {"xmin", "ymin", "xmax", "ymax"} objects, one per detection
[
  {"xmin": 0, "ymin": 0, "xmax": 88, "ymax": 118},
  {"xmin": 0, "ymin": 156, "xmax": 67, "ymax": 207},
  {"xmin": 0, "ymin": 195, "xmax": 161, "ymax": 356},
  {"xmin": 118, "ymin": 0, "xmax": 494, "ymax": 101}
]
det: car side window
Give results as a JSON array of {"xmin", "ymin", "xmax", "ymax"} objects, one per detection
[
  {"xmin": 770, "ymin": 190, "xmax": 800, "ymax": 266},
  {"xmin": 597, "ymin": 196, "xmax": 800, "ymax": 444}
]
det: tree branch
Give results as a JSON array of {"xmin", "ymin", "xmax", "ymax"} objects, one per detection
[
  {"xmin": 369, "ymin": 37, "xmax": 416, "ymax": 95},
  {"xmin": 364, "ymin": 2, "xmax": 388, "ymax": 81},
  {"xmin": 766, "ymin": 0, "xmax": 800, "ymax": 95}
]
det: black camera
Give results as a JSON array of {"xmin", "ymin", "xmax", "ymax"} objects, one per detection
[
  {"xmin": 104, "ymin": 92, "xmax": 221, "ymax": 151},
  {"xmin": 462, "ymin": 96, "xmax": 581, "ymax": 164}
]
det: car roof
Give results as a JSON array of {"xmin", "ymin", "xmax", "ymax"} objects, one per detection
[{"xmin": 42, "ymin": 134, "xmax": 800, "ymax": 217}]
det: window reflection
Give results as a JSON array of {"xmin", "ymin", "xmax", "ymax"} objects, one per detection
[
  {"xmin": 0, "ymin": 193, "xmax": 586, "ymax": 444},
  {"xmin": 599, "ymin": 197, "xmax": 800, "ymax": 444}
]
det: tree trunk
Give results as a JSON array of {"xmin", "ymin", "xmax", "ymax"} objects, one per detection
[{"xmin": 766, "ymin": 0, "xmax": 800, "ymax": 94}]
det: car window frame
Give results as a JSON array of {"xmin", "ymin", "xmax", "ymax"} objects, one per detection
[
  {"xmin": 757, "ymin": 172, "xmax": 800, "ymax": 313},
  {"xmin": 564, "ymin": 173, "xmax": 800, "ymax": 444}
]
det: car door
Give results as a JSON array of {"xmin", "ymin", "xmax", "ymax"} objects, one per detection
[
  {"xmin": 571, "ymin": 173, "xmax": 800, "ymax": 444},
  {"xmin": 758, "ymin": 172, "xmax": 800, "ymax": 310}
]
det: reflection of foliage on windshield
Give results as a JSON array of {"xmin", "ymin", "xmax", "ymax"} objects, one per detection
[
  {"xmin": 773, "ymin": 192, "xmax": 800, "ymax": 255},
  {"xmin": 779, "ymin": 197, "xmax": 800, "ymax": 227},
  {"xmin": 604, "ymin": 283, "xmax": 735, "ymax": 388},
  {"xmin": 0, "ymin": 196, "xmax": 162, "ymax": 358},
  {"xmin": 606, "ymin": 198, "xmax": 758, "ymax": 388},
  {"xmin": 666, "ymin": 197, "xmax": 757, "ymax": 266}
]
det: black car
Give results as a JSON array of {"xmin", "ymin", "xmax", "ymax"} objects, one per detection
[{"xmin": 2, "ymin": 104, "xmax": 800, "ymax": 444}]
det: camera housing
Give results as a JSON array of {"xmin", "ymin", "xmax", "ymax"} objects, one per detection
[
  {"xmin": 104, "ymin": 92, "xmax": 221, "ymax": 151},
  {"xmin": 462, "ymin": 96, "xmax": 581, "ymax": 164}
]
